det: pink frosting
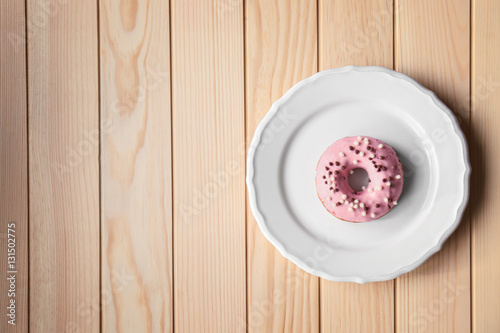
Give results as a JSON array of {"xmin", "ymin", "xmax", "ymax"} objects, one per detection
[{"xmin": 315, "ymin": 136, "xmax": 403, "ymax": 222}]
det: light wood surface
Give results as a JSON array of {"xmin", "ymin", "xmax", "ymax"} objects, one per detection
[
  {"xmin": 318, "ymin": 1, "xmax": 395, "ymax": 332},
  {"xmin": 172, "ymin": 0, "xmax": 246, "ymax": 331},
  {"xmin": 395, "ymin": 0, "xmax": 471, "ymax": 332},
  {"xmin": 27, "ymin": 0, "xmax": 100, "ymax": 332},
  {"xmin": 0, "ymin": 0, "xmax": 28, "ymax": 332},
  {"xmin": 472, "ymin": 0, "xmax": 500, "ymax": 332},
  {"xmin": 1, "ymin": 0, "xmax": 500, "ymax": 331},
  {"xmin": 246, "ymin": 0, "xmax": 319, "ymax": 332},
  {"xmin": 100, "ymin": 0, "xmax": 172, "ymax": 332}
]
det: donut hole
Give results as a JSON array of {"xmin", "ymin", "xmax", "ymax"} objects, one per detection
[{"xmin": 348, "ymin": 168, "xmax": 369, "ymax": 192}]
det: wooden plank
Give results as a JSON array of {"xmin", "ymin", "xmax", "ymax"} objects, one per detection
[
  {"xmin": 472, "ymin": 0, "xmax": 500, "ymax": 331},
  {"xmin": 395, "ymin": 0, "xmax": 471, "ymax": 332},
  {"xmin": 27, "ymin": 0, "xmax": 100, "ymax": 332},
  {"xmin": 318, "ymin": 1, "xmax": 394, "ymax": 332},
  {"xmin": 99, "ymin": 0, "xmax": 173, "ymax": 332},
  {"xmin": 171, "ymin": 0, "xmax": 246, "ymax": 331},
  {"xmin": 245, "ymin": 0, "xmax": 319, "ymax": 332},
  {"xmin": 319, "ymin": 0, "xmax": 393, "ymax": 69},
  {"xmin": 0, "ymin": 0, "xmax": 28, "ymax": 331}
]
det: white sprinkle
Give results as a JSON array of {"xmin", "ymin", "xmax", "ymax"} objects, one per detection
[
  {"xmin": 377, "ymin": 185, "xmax": 383, "ymax": 191},
  {"xmin": 362, "ymin": 211, "xmax": 367, "ymax": 216},
  {"xmin": 354, "ymin": 199, "xmax": 359, "ymax": 203},
  {"xmin": 361, "ymin": 186, "xmax": 366, "ymax": 190},
  {"xmin": 354, "ymin": 204, "xmax": 359, "ymax": 209},
  {"xmin": 333, "ymin": 183, "xmax": 337, "ymax": 187},
  {"xmin": 348, "ymin": 207, "xmax": 353, "ymax": 212},
  {"xmin": 342, "ymin": 194, "xmax": 347, "ymax": 199},
  {"xmin": 396, "ymin": 175, "xmax": 401, "ymax": 179},
  {"xmin": 378, "ymin": 144, "xmax": 384, "ymax": 148},
  {"xmin": 360, "ymin": 203, "xmax": 364, "ymax": 208},
  {"xmin": 393, "ymin": 201, "xmax": 398, "ymax": 205},
  {"xmin": 357, "ymin": 136, "xmax": 362, "ymax": 141},
  {"xmin": 368, "ymin": 188, "xmax": 374, "ymax": 193},
  {"xmin": 364, "ymin": 138, "xmax": 369, "ymax": 144},
  {"xmin": 327, "ymin": 197, "xmax": 332, "ymax": 201},
  {"xmin": 371, "ymin": 213, "xmax": 376, "ymax": 218},
  {"xmin": 350, "ymin": 202, "xmax": 354, "ymax": 207},
  {"xmin": 349, "ymin": 170, "xmax": 354, "ymax": 174},
  {"xmin": 345, "ymin": 201, "xmax": 349, "ymax": 205},
  {"xmin": 339, "ymin": 199, "xmax": 344, "ymax": 204},
  {"xmin": 370, "ymin": 153, "xmax": 375, "ymax": 158},
  {"xmin": 353, "ymin": 160, "xmax": 358, "ymax": 165},
  {"xmin": 327, "ymin": 180, "xmax": 332, "ymax": 185},
  {"xmin": 331, "ymin": 189, "xmax": 335, "ymax": 193},
  {"xmin": 354, "ymin": 141, "xmax": 360, "ymax": 146},
  {"xmin": 360, "ymin": 151, "xmax": 365, "ymax": 157},
  {"xmin": 339, "ymin": 152, "xmax": 345, "ymax": 157},
  {"xmin": 386, "ymin": 182, "xmax": 391, "ymax": 187},
  {"xmin": 384, "ymin": 198, "xmax": 389, "ymax": 203}
]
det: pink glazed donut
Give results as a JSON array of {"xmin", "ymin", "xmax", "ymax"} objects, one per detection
[{"xmin": 315, "ymin": 136, "xmax": 404, "ymax": 222}]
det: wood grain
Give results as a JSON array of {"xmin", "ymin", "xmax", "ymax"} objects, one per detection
[
  {"xmin": 319, "ymin": 0, "xmax": 393, "ymax": 69},
  {"xmin": 2, "ymin": 0, "xmax": 499, "ymax": 331},
  {"xmin": 27, "ymin": 0, "xmax": 100, "ymax": 331},
  {"xmin": 0, "ymin": 0, "xmax": 28, "ymax": 331},
  {"xmin": 100, "ymin": 0, "xmax": 173, "ymax": 332},
  {"xmin": 318, "ymin": 1, "xmax": 394, "ymax": 331},
  {"xmin": 172, "ymin": 0, "xmax": 246, "ymax": 331},
  {"xmin": 395, "ymin": 0, "xmax": 471, "ymax": 332},
  {"xmin": 245, "ymin": 0, "xmax": 319, "ymax": 332},
  {"xmin": 472, "ymin": 0, "xmax": 500, "ymax": 331}
]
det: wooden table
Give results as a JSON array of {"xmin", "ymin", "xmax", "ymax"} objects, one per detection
[{"xmin": 1, "ymin": 0, "xmax": 499, "ymax": 332}]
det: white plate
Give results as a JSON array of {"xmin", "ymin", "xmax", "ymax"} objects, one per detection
[{"xmin": 246, "ymin": 66, "xmax": 470, "ymax": 283}]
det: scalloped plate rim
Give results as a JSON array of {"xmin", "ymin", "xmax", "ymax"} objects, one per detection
[{"xmin": 246, "ymin": 65, "xmax": 471, "ymax": 284}]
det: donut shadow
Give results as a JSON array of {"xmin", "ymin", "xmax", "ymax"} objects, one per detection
[{"xmin": 395, "ymin": 150, "xmax": 416, "ymax": 201}]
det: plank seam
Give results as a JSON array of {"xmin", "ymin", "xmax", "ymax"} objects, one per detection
[
  {"xmin": 242, "ymin": 0, "xmax": 249, "ymax": 331},
  {"xmin": 169, "ymin": 0, "xmax": 175, "ymax": 332},
  {"xmin": 24, "ymin": 0, "xmax": 30, "ymax": 331},
  {"xmin": 316, "ymin": 1, "xmax": 321, "ymax": 332},
  {"xmin": 96, "ymin": 0, "xmax": 102, "ymax": 331}
]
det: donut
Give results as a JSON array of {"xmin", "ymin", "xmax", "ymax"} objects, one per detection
[{"xmin": 315, "ymin": 136, "xmax": 403, "ymax": 222}]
